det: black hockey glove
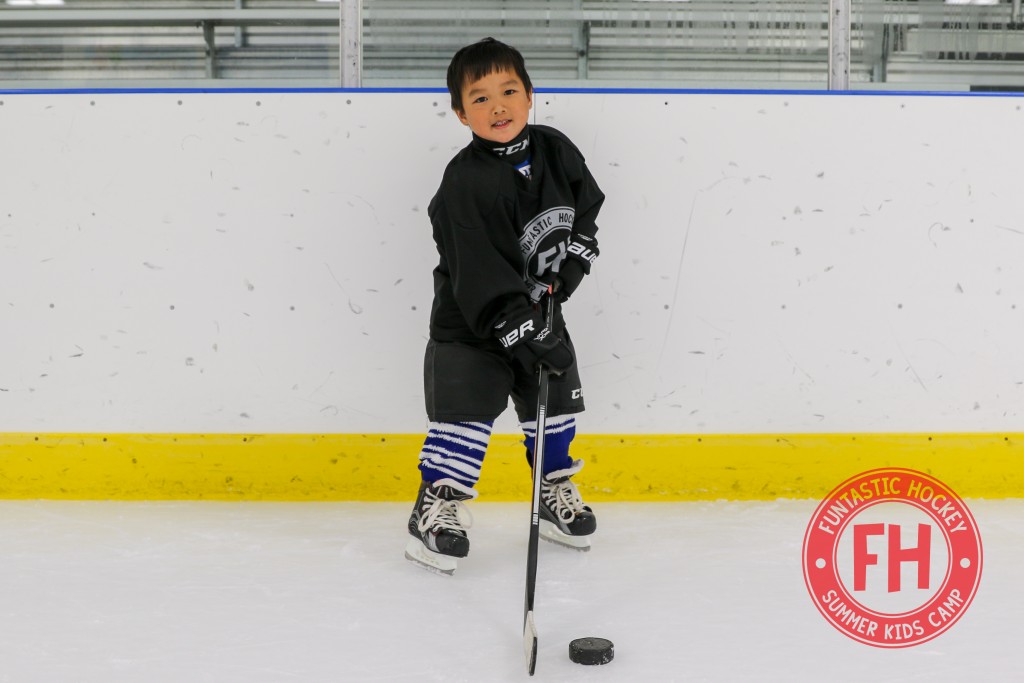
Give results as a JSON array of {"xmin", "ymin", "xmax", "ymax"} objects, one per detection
[
  {"xmin": 551, "ymin": 234, "xmax": 597, "ymax": 303},
  {"xmin": 552, "ymin": 260, "xmax": 585, "ymax": 303},
  {"xmin": 493, "ymin": 309, "xmax": 574, "ymax": 376}
]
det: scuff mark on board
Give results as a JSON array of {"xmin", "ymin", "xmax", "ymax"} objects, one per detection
[{"xmin": 325, "ymin": 263, "xmax": 363, "ymax": 314}]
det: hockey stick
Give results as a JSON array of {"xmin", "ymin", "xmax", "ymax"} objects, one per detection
[{"xmin": 523, "ymin": 288, "xmax": 555, "ymax": 676}]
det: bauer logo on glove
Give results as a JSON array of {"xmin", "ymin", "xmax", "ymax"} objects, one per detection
[
  {"xmin": 493, "ymin": 309, "xmax": 574, "ymax": 375},
  {"xmin": 497, "ymin": 319, "xmax": 537, "ymax": 349}
]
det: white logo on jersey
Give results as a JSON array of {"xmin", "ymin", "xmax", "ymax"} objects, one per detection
[{"xmin": 520, "ymin": 206, "xmax": 575, "ymax": 302}]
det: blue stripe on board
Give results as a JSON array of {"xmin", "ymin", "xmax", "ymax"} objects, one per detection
[
  {"xmin": 539, "ymin": 87, "xmax": 1024, "ymax": 98},
  {"xmin": 0, "ymin": 87, "xmax": 447, "ymax": 95},
  {"xmin": 2, "ymin": 86, "xmax": 1023, "ymax": 98}
]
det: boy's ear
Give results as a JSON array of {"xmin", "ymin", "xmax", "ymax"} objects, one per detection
[{"xmin": 454, "ymin": 107, "xmax": 469, "ymax": 126}]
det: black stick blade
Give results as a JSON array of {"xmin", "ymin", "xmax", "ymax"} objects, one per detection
[{"xmin": 523, "ymin": 611, "xmax": 538, "ymax": 675}]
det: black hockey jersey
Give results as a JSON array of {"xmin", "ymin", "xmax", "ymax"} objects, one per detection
[{"xmin": 427, "ymin": 124, "xmax": 605, "ymax": 343}]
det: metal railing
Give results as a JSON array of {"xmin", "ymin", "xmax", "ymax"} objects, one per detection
[
  {"xmin": 0, "ymin": 4, "xmax": 343, "ymax": 83},
  {"xmin": 2, "ymin": 1, "xmax": 1024, "ymax": 91}
]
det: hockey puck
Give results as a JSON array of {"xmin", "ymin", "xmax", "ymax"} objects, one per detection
[{"xmin": 568, "ymin": 637, "xmax": 614, "ymax": 665}]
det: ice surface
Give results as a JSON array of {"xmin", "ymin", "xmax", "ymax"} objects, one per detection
[{"xmin": 0, "ymin": 500, "xmax": 1019, "ymax": 682}]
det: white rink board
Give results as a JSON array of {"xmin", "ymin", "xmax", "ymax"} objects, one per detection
[{"xmin": 0, "ymin": 90, "xmax": 1022, "ymax": 434}]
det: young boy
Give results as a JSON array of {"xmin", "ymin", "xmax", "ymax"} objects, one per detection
[{"xmin": 405, "ymin": 37, "xmax": 605, "ymax": 575}]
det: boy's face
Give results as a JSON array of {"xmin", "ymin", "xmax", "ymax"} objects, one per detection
[{"xmin": 455, "ymin": 68, "xmax": 533, "ymax": 144}]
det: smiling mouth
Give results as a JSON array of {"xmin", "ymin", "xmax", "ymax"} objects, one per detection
[{"xmin": 493, "ymin": 119, "xmax": 511, "ymax": 128}]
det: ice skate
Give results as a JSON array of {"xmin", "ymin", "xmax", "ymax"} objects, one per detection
[
  {"xmin": 404, "ymin": 478, "xmax": 477, "ymax": 575},
  {"xmin": 539, "ymin": 459, "xmax": 596, "ymax": 551}
]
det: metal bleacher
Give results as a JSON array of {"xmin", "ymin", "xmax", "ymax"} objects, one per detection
[
  {"xmin": 1, "ymin": 0, "xmax": 1024, "ymax": 91},
  {"xmin": 0, "ymin": 1, "xmax": 341, "ymax": 83},
  {"xmin": 363, "ymin": 0, "xmax": 855, "ymax": 86}
]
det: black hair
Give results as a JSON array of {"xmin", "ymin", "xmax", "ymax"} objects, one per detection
[{"xmin": 446, "ymin": 37, "xmax": 533, "ymax": 113}]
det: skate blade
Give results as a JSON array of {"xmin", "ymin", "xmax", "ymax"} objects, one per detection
[
  {"xmin": 404, "ymin": 537, "xmax": 458, "ymax": 575},
  {"xmin": 540, "ymin": 519, "xmax": 591, "ymax": 552}
]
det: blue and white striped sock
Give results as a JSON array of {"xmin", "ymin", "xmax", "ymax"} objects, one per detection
[
  {"xmin": 417, "ymin": 421, "xmax": 494, "ymax": 489},
  {"xmin": 520, "ymin": 414, "xmax": 576, "ymax": 476}
]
